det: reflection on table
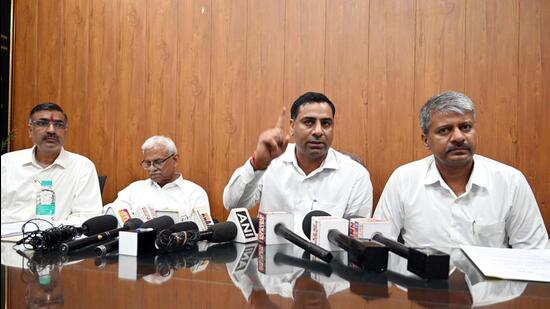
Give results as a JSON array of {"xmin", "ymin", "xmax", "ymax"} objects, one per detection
[{"xmin": 2, "ymin": 241, "xmax": 549, "ymax": 308}]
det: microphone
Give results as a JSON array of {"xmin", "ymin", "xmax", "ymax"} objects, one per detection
[
  {"xmin": 257, "ymin": 211, "xmax": 333, "ymax": 263},
  {"xmin": 355, "ymin": 217, "xmax": 450, "ymax": 280},
  {"xmin": 17, "ymin": 215, "xmax": 119, "ymax": 251},
  {"xmin": 59, "ymin": 218, "xmax": 143, "ymax": 254},
  {"xmin": 95, "ymin": 216, "xmax": 176, "ymax": 256},
  {"xmin": 303, "ymin": 210, "xmax": 388, "ymax": 272},
  {"xmin": 191, "ymin": 206, "xmax": 215, "ymax": 231},
  {"xmin": 226, "ymin": 208, "xmax": 258, "ymax": 243},
  {"xmin": 155, "ymin": 221, "xmax": 237, "ymax": 250}
]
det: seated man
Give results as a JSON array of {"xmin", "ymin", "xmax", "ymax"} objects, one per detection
[
  {"xmin": 374, "ymin": 91, "xmax": 548, "ymax": 249},
  {"xmin": 1, "ymin": 103, "xmax": 102, "ymax": 224},
  {"xmin": 223, "ymin": 92, "xmax": 373, "ymax": 234},
  {"xmin": 105, "ymin": 135, "xmax": 210, "ymax": 222}
]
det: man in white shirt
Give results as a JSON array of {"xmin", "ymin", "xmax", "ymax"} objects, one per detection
[
  {"xmin": 374, "ymin": 91, "xmax": 548, "ymax": 249},
  {"xmin": 224, "ymin": 92, "xmax": 373, "ymax": 235},
  {"xmin": 1, "ymin": 103, "xmax": 102, "ymax": 224},
  {"xmin": 104, "ymin": 135, "xmax": 210, "ymax": 222}
]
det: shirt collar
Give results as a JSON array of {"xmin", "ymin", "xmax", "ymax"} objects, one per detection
[
  {"xmin": 423, "ymin": 155, "xmax": 488, "ymax": 188},
  {"xmin": 281, "ymin": 143, "xmax": 339, "ymax": 174},
  {"xmin": 26, "ymin": 146, "xmax": 69, "ymax": 169},
  {"xmin": 148, "ymin": 174, "xmax": 185, "ymax": 189}
]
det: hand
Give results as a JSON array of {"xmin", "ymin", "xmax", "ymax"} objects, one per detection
[{"xmin": 251, "ymin": 108, "xmax": 290, "ymax": 170}]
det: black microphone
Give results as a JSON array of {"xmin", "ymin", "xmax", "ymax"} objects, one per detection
[
  {"xmin": 59, "ymin": 218, "xmax": 143, "ymax": 254},
  {"xmin": 155, "ymin": 221, "xmax": 237, "ymax": 250},
  {"xmin": 274, "ymin": 222, "xmax": 333, "ymax": 263},
  {"xmin": 303, "ymin": 210, "xmax": 388, "ymax": 272},
  {"xmin": 371, "ymin": 233, "xmax": 449, "ymax": 280},
  {"xmin": 350, "ymin": 214, "xmax": 450, "ymax": 280},
  {"xmin": 16, "ymin": 215, "xmax": 118, "ymax": 250},
  {"xmin": 95, "ymin": 216, "xmax": 176, "ymax": 256}
]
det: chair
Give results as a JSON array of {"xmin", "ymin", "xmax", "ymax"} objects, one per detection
[{"xmin": 98, "ymin": 176, "xmax": 107, "ymax": 194}]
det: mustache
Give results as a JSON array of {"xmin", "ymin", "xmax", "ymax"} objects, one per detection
[
  {"xmin": 42, "ymin": 134, "xmax": 59, "ymax": 141},
  {"xmin": 446, "ymin": 144, "xmax": 472, "ymax": 153}
]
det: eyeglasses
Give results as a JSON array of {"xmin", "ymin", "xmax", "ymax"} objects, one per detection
[
  {"xmin": 30, "ymin": 120, "xmax": 67, "ymax": 130},
  {"xmin": 141, "ymin": 154, "xmax": 174, "ymax": 169}
]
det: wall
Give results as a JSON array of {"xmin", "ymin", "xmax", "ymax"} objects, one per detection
[{"xmin": 10, "ymin": 0, "xmax": 550, "ymax": 230}]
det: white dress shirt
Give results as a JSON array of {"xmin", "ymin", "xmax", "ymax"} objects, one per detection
[
  {"xmin": 1, "ymin": 146, "xmax": 103, "ymax": 224},
  {"xmin": 374, "ymin": 155, "xmax": 549, "ymax": 249},
  {"xmin": 105, "ymin": 175, "xmax": 210, "ymax": 221},
  {"xmin": 223, "ymin": 143, "xmax": 373, "ymax": 235}
]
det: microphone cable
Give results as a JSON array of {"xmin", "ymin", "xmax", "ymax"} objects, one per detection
[{"xmin": 16, "ymin": 219, "xmax": 80, "ymax": 252}]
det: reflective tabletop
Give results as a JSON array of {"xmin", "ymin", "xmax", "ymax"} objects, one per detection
[{"xmin": 2, "ymin": 241, "xmax": 549, "ymax": 308}]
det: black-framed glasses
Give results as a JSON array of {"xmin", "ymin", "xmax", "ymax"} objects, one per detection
[
  {"xmin": 30, "ymin": 119, "xmax": 67, "ymax": 130},
  {"xmin": 141, "ymin": 154, "xmax": 174, "ymax": 169}
]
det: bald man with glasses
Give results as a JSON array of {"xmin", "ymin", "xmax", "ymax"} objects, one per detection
[
  {"xmin": 104, "ymin": 135, "xmax": 210, "ymax": 222},
  {"xmin": 1, "ymin": 102, "xmax": 102, "ymax": 224}
]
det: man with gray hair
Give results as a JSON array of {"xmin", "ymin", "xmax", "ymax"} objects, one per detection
[
  {"xmin": 104, "ymin": 135, "xmax": 210, "ymax": 222},
  {"xmin": 374, "ymin": 91, "xmax": 548, "ymax": 249}
]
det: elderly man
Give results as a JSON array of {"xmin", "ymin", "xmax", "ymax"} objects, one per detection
[
  {"xmin": 1, "ymin": 102, "xmax": 102, "ymax": 224},
  {"xmin": 105, "ymin": 135, "xmax": 210, "ymax": 222},
  {"xmin": 224, "ymin": 92, "xmax": 373, "ymax": 234},
  {"xmin": 374, "ymin": 91, "xmax": 548, "ymax": 249}
]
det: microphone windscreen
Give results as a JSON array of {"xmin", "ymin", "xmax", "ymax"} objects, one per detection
[
  {"xmin": 123, "ymin": 218, "xmax": 144, "ymax": 230},
  {"xmin": 302, "ymin": 210, "xmax": 330, "ymax": 239},
  {"xmin": 170, "ymin": 221, "xmax": 199, "ymax": 232},
  {"xmin": 141, "ymin": 215, "xmax": 175, "ymax": 231},
  {"xmin": 210, "ymin": 222, "xmax": 237, "ymax": 243},
  {"xmin": 82, "ymin": 215, "xmax": 119, "ymax": 235}
]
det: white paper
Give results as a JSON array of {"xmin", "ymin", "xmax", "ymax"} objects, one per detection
[{"xmin": 461, "ymin": 245, "xmax": 550, "ymax": 283}]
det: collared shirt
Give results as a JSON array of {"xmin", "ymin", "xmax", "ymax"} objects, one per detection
[
  {"xmin": 374, "ymin": 155, "xmax": 549, "ymax": 249},
  {"xmin": 105, "ymin": 175, "xmax": 210, "ymax": 221},
  {"xmin": 1, "ymin": 146, "xmax": 103, "ymax": 224},
  {"xmin": 223, "ymin": 143, "xmax": 373, "ymax": 235}
]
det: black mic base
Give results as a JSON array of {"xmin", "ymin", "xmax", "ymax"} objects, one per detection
[
  {"xmin": 350, "ymin": 242, "xmax": 388, "ymax": 273},
  {"xmin": 408, "ymin": 247, "xmax": 450, "ymax": 280}
]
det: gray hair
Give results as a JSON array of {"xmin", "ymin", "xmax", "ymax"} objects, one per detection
[
  {"xmin": 419, "ymin": 91, "xmax": 476, "ymax": 134},
  {"xmin": 141, "ymin": 135, "xmax": 178, "ymax": 155}
]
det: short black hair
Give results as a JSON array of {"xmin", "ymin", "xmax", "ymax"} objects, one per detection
[
  {"xmin": 29, "ymin": 102, "xmax": 68, "ymax": 123},
  {"xmin": 290, "ymin": 92, "xmax": 335, "ymax": 120}
]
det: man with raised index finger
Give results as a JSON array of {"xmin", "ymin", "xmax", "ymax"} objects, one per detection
[{"xmin": 223, "ymin": 92, "xmax": 373, "ymax": 235}]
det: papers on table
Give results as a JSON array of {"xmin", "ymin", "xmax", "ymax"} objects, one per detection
[{"xmin": 461, "ymin": 245, "xmax": 550, "ymax": 283}]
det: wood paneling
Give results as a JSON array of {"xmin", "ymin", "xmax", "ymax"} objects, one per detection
[
  {"xmin": 518, "ymin": 0, "xmax": 550, "ymax": 229},
  {"xmin": 465, "ymin": 0, "xmax": 519, "ymax": 166},
  {"xmin": 367, "ymin": 0, "xmax": 416, "ymax": 203},
  {"xmin": 414, "ymin": 0, "xmax": 465, "ymax": 158},
  {"xmin": 9, "ymin": 0, "xmax": 550, "ymax": 230}
]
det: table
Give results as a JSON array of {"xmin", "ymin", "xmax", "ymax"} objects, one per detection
[{"xmin": 2, "ymin": 241, "xmax": 549, "ymax": 308}]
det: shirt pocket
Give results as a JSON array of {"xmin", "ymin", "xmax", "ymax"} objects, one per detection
[{"xmin": 474, "ymin": 220, "xmax": 506, "ymax": 247}]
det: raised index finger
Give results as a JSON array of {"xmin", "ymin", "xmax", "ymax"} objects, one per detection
[{"xmin": 275, "ymin": 107, "xmax": 286, "ymax": 130}]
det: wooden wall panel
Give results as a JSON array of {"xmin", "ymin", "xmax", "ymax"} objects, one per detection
[
  {"xmin": 414, "ymin": 0, "xmax": 465, "ymax": 159},
  {"xmin": 325, "ymin": 0, "xmax": 370, "ymax": 163},
  {"xmin": 465, "ymin": 0, "xmax": 519, "ymax": 167},
  {"xmin": 367, "ymin": 0, "xmax": 416, "ymax": 203},
  {"xmin": 177, "ymin": 0, "xmax": 212, "ymax": 195},
  {"xmin": 36, "ymin": 0, "xmax": 62, "ymax": 103},
  {"xmin": 518, "ymin": 0, "xmax": 550, "ymax": 231},
  {"xmin": 115, "ymin": 0, "xmax": 148, "ymax": 195},
  {"xmin": 9, "ymin": 0, "xmax": 550, "ymax": 227},
  {"xmin": 60, "ymin": 0, "xmax": 90, "ymax": 157},
  {"xmin": 209, "ymin": 0, "xmax": 248, "ymax": 218},
  {"xmin": 283, "ymin": 0, "xmax": 326, "ymax": 106},
  {"xmin": 245, "ymin": 0, "xmax": 285, "ymax": 149},
  {"xmin": 87, "ymin": 0, "xmax": 119, "ymax": 199},
  {"xmin": 12, "ymin": 0, "xmax": 37, "ymax": 151}
]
